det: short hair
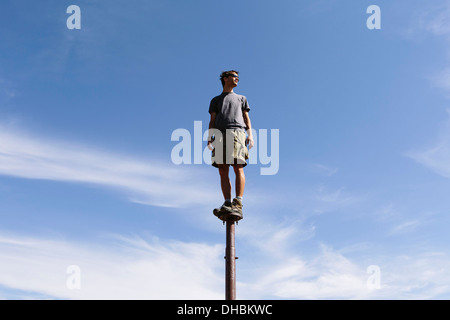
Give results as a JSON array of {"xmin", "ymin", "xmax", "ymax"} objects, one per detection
[{"xmin": 220, "ymin": 70, "xmax": 239, "ymax": 87}]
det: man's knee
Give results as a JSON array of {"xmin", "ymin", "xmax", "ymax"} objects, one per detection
[
  {"xmin": 218, "ymin": 165, "xmax": 230, "ymax": 177},
  {"xmin": 232, "ymin": 164, "xmax": 244, "ymax": 175}
]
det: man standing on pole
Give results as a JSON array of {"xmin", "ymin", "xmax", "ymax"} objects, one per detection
[{"xmin": 208, "ymin": 70, "xmax": 254, "ymax": 220}]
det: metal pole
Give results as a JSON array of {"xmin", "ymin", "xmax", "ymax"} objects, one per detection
[{"xmin": 225, "ymin": 219, "xmax": 236, "ymax": 300}]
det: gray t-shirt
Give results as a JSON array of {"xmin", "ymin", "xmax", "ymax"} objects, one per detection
[{"xmin": 208, "ymin": 92, "xmax": 250, "ymax": 131}]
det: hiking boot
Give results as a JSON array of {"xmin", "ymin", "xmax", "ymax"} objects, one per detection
[
  {"xmin": 213, "ymin": 200, "xmax": 232, "ymax": 218},
  {"xmin": 230, "ymin": 197, "xmax": 243, "ymax": 219}
]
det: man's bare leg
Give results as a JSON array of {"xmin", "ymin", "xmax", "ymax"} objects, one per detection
[
  {"xmin": 218, "ymin": 164, "xmax": 232, "ymax": 200},
  {"xmin": 233, "ymin": 164, "xmax": 245, "ymax": 198}
]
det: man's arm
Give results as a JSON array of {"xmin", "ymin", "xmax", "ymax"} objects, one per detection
[
  {"xmin": 243, "ymin": 111, "xmax": 254, "ymax": 149},
  {"xmin": 207, "ymin": 112, "xmax": 216, "ymax": 150}
]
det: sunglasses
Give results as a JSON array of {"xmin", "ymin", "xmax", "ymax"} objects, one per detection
[{"xmin": 228, "ymin": 74, "xmax": 239, "ymax": 78}]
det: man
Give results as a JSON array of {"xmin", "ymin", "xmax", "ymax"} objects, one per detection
[{"xmin": 208, "ymin": 70, "xmax": 254, "ymax": 220}]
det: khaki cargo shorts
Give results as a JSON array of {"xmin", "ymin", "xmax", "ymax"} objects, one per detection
[{"xmin": 211, "ymin": 129, "xmax": 249, "ymax": 168}]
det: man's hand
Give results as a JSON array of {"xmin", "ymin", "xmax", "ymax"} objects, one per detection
[
  {"xmin": 207, "ymin": 137, "xmax": 214, "ymax": 151},
  {"xmin": 207, "ymin": 140, "xmax": 214, "ymax": 151},
  {"xmin": 243, "ymin": 111, "xmax": 253, "ymax": 149},
  {"xmin": 246, "ymin": 135, "xmax": 254, "ymax": 149}
]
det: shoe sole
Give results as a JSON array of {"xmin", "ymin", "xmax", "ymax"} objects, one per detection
[
  {"xmin": 217, "ymin": 211, "xmax": 243, "ymax": 222},
  {"xmin": 213, "ymin": 207, "xmax": 232, "ymax": 217}
]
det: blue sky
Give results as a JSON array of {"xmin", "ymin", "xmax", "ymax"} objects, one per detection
[{"xmin": 1, "ymin": 0, "xmax": 450, "ymax": 299}]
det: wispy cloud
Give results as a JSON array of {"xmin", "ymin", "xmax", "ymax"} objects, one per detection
[
  {"xmin": 237, "ymin": 199, "xmax": 450, "ymax": 299},
  {"xmin": 0, "ymin": 231, "xmax": 223, "ymax": 299},
  {"xmin": 421, "ymin": 2, "xmax": 450, "ymax": 37},
  {"xmin": 407, "ymin": 109, "xmax": 450, "ymax": 178},
  {"xmin": 389, "ymin": 219, "xmax": 421, "ymax": 235},
  {"xmin": 414, "ymin": 1, "xmax": 450, "ymax": 93},
  {"xmin": 0, "ymin": 124, "xmax": 215, "ymax": 208},
  {"xmin": 1, "ymin": 222, "xmax": 450, "ymax": 299},
  {"xmin": 240, "ymin": 238, "xmax": 450, "ymax": 299},
  {"xmin": 0, "ymin": 77, "xmax": 17, "ymax": 102},
  {"xmin": 370, "ymin": 203, "xmax": 432, "ymax": 236},
  {"xmin": 309, "ymin": 163, "xmax": 338, "ymax": 177},
  {"xmin": 241, "ymin": 244, "xmax": 372, "ymax": 300},
  {"xmin": 378, "ymin": 251, "xmax": 450, "ymax": 299}
]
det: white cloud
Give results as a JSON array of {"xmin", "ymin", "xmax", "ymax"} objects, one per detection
[
  {"xmin": 0, "ymin": 230, "xmax": 384, "ymax": 300},
  {"xmin": 309, "ymin": 163, "xmax": 338, "ymax": 177},
  {"xmin": 407, "ymin": 109, "xmax": 450, "ymax": 178},
  {"xmin": 389, "ymin": 219, "xmax": 421, "ymax": 235},
  {"xmin": 0, "ymin": 231, "xmax": 223, "ymax": 300},
  {"xmin": 236, "ymin": 208, "xmax": 450, "ymax": 299},
  {"xmin": 240, "ymin": 241, "xmax": 450, "ymax": 299},
  {"xmin": 0, "ymin": 78, "xmax": 17, "ymax": 101},
  {"xmin": 415, "ymin": 2, "xmax": 450, "ymax": 93},
  {"xmin": 431, "ymin": 68, "xmax": 450, "ymax": 93},
  {"xmin": 422, "ymin": 2, "xmax": 450, "ymax": 37},
  {"xmin": 0, "ymin": 124, "xmax": 215, "ymax": 208},
  {"xmin": 243, "ymin": 245, "xmax": 372, "ymax": 300},
  {"xmin": 370, "ymin": 203, "xmax": 432, "ymax": 236},
  {"xmin": 376, "ymin": 251, "xmax": 450, "ymax": 299},
  {"xmin": 1, "ymin": 223, "xmax": 450, "ymax": 300},
  {"xmin": 311, "ymin": 185, "xmax": 363, "ymax": 215}
]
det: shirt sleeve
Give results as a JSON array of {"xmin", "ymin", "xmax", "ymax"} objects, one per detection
[
  {"xmin": 209, "ymin": 97, "xmax": 218, "ymax": 114},
  {"xmin": 242, "ymin": 96, "xmax": 250, "ymax": 112}
]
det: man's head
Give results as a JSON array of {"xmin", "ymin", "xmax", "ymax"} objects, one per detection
[{"xmin": 220, "ymin": 70, "xmax": 239, "ymax": 88}]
